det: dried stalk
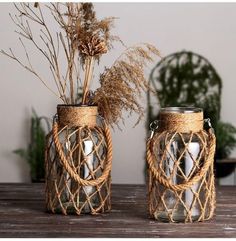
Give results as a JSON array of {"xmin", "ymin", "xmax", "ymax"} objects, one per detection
[
  {"xmin": 1, "ymin": 3, "xmax": 81, "ymax": 104},
  {"xmin": 0, "ymin": 48, "xmax": 61, "ymax": 100},
  {"xmin": 82, "ymin": 56, "xmax": 95, "ymax": 104}
]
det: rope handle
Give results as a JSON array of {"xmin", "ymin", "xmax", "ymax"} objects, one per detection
[
  {"xmin": 146, "ymin": 128, "xmax": 216, "ymax": 192},
  {"xmin": 52, "ymin": 119, "xmax": 113, "ymax": 186}
]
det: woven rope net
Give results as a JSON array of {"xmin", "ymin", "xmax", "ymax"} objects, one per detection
[
  {"xmin": 45, "ymin": 106, "xmax": 112, "ymax": 215},
  {"xmin": 146, "ymin": 116, "xmax": 216, "ymax": 223}
]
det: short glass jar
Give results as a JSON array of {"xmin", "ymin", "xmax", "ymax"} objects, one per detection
[{"xmin": 147, "ymin": 107, "xmax": 216, "ymax": 222}]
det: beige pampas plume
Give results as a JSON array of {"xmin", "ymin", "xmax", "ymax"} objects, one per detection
[{"xmin": 93, "ymin": 43, "xmax": 162, "ymax": 127}]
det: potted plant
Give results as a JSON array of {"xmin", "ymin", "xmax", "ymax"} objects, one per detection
[{"xmin": 2, "ymin": 3, "xmax": 161, "ymax": 215}]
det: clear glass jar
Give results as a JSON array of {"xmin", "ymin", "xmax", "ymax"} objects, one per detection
[
  {"xmin": 45, "ymin": 105, "xmax": 111, "ymax": 215},
  {"xmin": 148, "ymin": 107, "xmax": 215, "ymax": 222}
]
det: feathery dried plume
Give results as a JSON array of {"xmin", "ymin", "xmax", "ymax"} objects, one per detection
[{"xmin": 93, "ymin": 43, "xmax": 162, "ymax": 127}]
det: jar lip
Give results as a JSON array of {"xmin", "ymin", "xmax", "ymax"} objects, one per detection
[
  {"xmin": 57, "ymin": 104, "xmax": 97, "ymax": 108},
  {"xmin": 160, "ymin": 106, "xmax": 203, "ymax": 113}
]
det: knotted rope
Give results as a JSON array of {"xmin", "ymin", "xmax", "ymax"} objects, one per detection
[
  {"xmin": 52, "ymin": 120, "xmax": 113, "ymax": 186},
  {"xmin": 146, "ymin": 128, "xmax": 216, "ymax": 192}
]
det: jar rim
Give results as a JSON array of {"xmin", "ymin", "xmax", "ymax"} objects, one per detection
[
  {"xmin": 57, "ymin": 104, "xmax": 97, "ymax": 108},
  {"xmin": 160, "ymin": 106, "xmax": 203, "ymax": 113}
]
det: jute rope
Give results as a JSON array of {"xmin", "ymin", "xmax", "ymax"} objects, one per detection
[
  {"xmin": 57, "ymin": 105, "xmax": 98, "ymax": 127},
  {"xmin": 146, "ymin": 128, "xmax": 216, "ymax": 192},
  {"xmin": 52, "ymin": 121, "xmax": 113, "ymax": 186},
  {"xmin": 158, "ymin": 111, "xmax": 204, "ymax": 133}
]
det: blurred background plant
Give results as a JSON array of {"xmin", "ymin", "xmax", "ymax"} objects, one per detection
[
  {"xmin": 13, "ymin": 109, "xmax": 51, "ymax": 183},
  {"xmin": 147, "ymin": 50, "xmax": 236, "ymax": 179}
]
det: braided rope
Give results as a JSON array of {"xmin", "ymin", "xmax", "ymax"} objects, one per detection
[
  {"xmin": 146, "ymin": 129, "xmax": 216, "ymax": 192},
  {"xmin": 52, "ymin": 121, "xmax": 112, "ymax": 186}
]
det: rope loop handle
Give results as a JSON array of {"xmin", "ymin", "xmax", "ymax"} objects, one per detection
[
  {"xmin": 146, "ymin": 128, "xmax": 216, "ymax": 192},
  {"xmin": 52, "ymin": 118, "xmax": 112, "ymax": 186}
]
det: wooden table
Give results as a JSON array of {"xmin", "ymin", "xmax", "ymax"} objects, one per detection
[
  {"xmin": 0, "ymin": 183, "xmax": 235, "ymax": 238},
  {"xmin": 216, "ymin": 158, "xmax": 236, "ymax": 184}
]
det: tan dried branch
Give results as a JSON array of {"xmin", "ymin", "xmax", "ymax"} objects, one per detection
[
  {"xmin": 0, "ymin": 48, "xmax": 61, "ymax": 100},
  {"xmin": 2, "ymin": 3, "xmax": 70, "ymax": 103},
  {"xmin": 1, "ymin": 3, "xmax": 85, "ymax": 104}
]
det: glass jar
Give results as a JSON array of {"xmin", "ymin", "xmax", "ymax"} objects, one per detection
[
  {"xmin": 147, "ymin": 107, "xmax": 216, "ymax": 223},
  {"xmin": 45, "ymin": 105, "xmax": 112, "ymax": 215}
]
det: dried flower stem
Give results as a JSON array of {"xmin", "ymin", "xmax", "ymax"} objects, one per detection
[
  {"xmin": 68, "ymin": 50, "xmax": 75, "ymax": 104},
  {"xmin": 82, "ymin": 56, "xmax": 95, "ymax": 104}
]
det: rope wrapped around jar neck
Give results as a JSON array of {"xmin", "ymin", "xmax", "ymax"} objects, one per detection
[
  {"xmin": 57, "ymin": 105, "xmax": 98, "ymax": 128},
  {"xmin": 158, "ymin": 107, "xmax": 204, "ymax": 133}
]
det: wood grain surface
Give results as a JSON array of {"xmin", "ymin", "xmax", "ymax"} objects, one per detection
[{"xmin": 0, "ymin": 183, "xmax": 235, "ymax": 238}]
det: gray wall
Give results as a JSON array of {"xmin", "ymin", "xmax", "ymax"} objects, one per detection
[{"xmin": 0, "ymin": 3, "xmax": 236, "ymax": 184}]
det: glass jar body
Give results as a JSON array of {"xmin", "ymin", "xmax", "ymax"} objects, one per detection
[
  {"xmin": 148, "ymin": 131, "xmax": 215, "ymax": 222},
  {"xmin": 45, "ymin": 106, "xmax": 111, "ymax": 215}
]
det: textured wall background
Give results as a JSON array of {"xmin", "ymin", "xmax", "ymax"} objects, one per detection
[{"xmin": 0, "ymin": 3, "xmax": 236, "ymax": 184}]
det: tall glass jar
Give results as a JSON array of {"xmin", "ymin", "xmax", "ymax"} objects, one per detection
[
  {"xmin": 147, "ymin": 107, "xmax": 216, "ymax": 223},
  {"xmin": 45, "ymin": 105, "xmax": 112, "ymax": 215}
]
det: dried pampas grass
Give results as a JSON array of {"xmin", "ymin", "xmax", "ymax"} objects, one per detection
[{"xmin": 93, "ymin": 43, "xmax": 161, "ymax": 127}]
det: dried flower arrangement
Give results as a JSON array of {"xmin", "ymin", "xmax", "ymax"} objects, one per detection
[{"xmin": 1, "ymin": 3, "xmax": 161, "ymax": 127}]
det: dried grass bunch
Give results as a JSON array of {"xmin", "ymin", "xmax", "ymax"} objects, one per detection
[
  {"xmin": 1, "ymin": 3, "xmax": 161, "ymax": 127},
  {"xmin": 93, "ymin": 44, "xmax": 161, "ymax": 126}
]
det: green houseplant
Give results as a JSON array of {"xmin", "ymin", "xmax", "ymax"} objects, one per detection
[
  {"xmin": 147, "ymin": 50, "xmax": 236, "ymax": 178},
  {"xmin": 14, "ymin": 109, "xmax": 51, "ymax": 182}
]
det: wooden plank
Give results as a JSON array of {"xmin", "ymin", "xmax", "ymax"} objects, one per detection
[{"xmin": 0, "ymin": 184, "xmax": 235, "ymax": 238}]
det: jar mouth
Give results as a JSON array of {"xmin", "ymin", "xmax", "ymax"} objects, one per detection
[
  {"xmin": 57, "ymin": 104, "xmax": 97, "ymax": 108},
  {"xmin": 160, "ymin": 107, "xmax": 203, "ymax": 114}
]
